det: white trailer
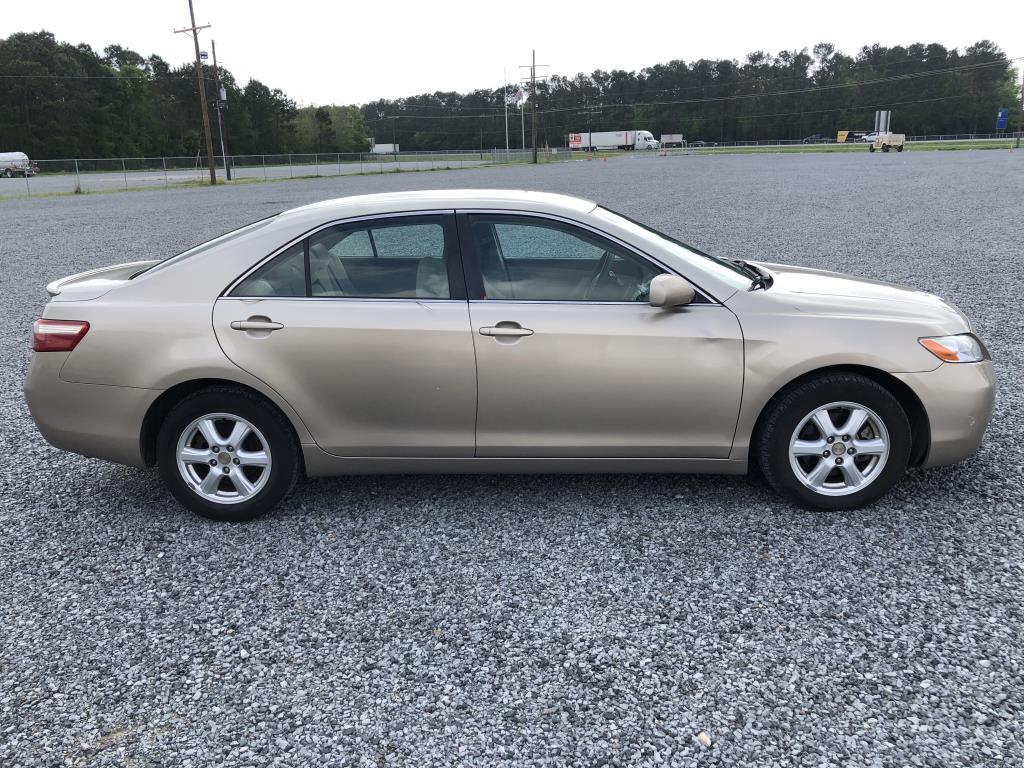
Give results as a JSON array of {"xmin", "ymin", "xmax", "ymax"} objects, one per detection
[
  {"xmin": 867, "ymin": 110, "xmax": 904, "ymax": 152},
  {"xmin": 868, "ymin": 133, "xmax": 905, "ymax": 153},
  {"xmin": 0, "ymin": 151, "xmax": 37, "ymax": 178},
  {"xmin": 369, "ymin": 142, "xmax": 399, "ymax": 154},
  {"xmin": 568, "ymin": 130, "xmax": 660, "ymax": 151},
  {"xmin": 660, "ymin": 134, "xmax": 685, "ymax": 149}
]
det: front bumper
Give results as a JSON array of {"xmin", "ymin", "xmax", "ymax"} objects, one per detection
[
  {"xmin": 24, "ymin": 352, "xmax": 159, "ymax": 467},
  {"xmin": 894, "ymin": 360, "xmax": 995, "ymax": 468}
]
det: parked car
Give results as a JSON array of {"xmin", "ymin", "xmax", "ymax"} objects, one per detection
[
  {"xmin": 802, "ymin": 134, "xmax": 833, "ymax": 144},
  {"xmin": 0, "ymin": 151, "xmax": 38, "ymax": 177},
  {"xmin": 689, "ymin": 140, "xmax": 717, "ymax": 148},
  {"xmin": 859, "ymin": 132, "xmax": 880, "ymax": 143},
  {"xmin": 25, "ymin": 190, "xmax": 994, "ymax": 520}
]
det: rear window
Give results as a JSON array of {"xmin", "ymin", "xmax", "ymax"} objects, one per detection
[{"xmin": 136, "ymin": 215, "xmax": 279, "ymax": 277}]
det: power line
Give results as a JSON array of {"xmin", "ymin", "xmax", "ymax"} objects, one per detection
[
  {"xmin": 361, "ymin": 92, "xmax": 980, "ymax": 139},
  {"xmin": 361, "ymin": 57, "xmax": 1019, "ymax": 123}
]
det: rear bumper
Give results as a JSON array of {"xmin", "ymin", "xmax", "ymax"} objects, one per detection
[
  {"xmin": 24, "ymin": 353, "xmax": 158, "ymax": 468},
  {"xmin": 894, "ymin": 361, "xmax": 995, "ymax": 468}
]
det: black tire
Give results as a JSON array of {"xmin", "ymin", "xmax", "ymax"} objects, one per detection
[
  {"xmin": 756, "ymin": 373, "xmax": 911, "ymax": 511},
  {"xmin": 2, "ymin": 169, "xmax": 11, "ymax": 178},
  {"xmin": 869, "ymin": 145, "xmax": 876, "ymax": 153},
  {"xmin": 157, "ymin": 386, "xmax": 301, "ymax": 521},
  {"xmin": 896, "ymin": 145, "xmax": 904, "ymax": 152},
  {"xmin": 882, "ymin": 144, "xmax": 890, "ymax": 153}
]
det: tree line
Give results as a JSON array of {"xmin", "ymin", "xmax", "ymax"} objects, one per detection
[
  {"xmin": 365, "ymin": 41, "xmax": 1018, "ymax": 150},
  {"xmin": 0, "ymin": 31, "xmax": 367, "ymax": 159},
  {"xmin": 0, "ymin": 31, "xmax": 1018, "ymax": 159}
]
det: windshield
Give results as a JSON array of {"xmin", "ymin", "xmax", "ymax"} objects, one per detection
[
  {"xmin": 594, "ymin": 206, "xmax": 754, "ymax": 292},
  {"xmin": 136, "ymin": 215, "xmax": 279, "ymax": 277}
]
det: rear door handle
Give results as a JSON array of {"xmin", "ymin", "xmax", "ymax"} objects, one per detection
[
  {"xmin": 230, "ymin": 319, "xmax": 284, "ymax": 331},
  {"xmin": 479, "ymin": 324, "xmax": 534, "ymax": 338}
]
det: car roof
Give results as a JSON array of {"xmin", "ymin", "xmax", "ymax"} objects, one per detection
[{"xmin": 281, "ymin": 189, "xmax": 598, "ymax": 223}]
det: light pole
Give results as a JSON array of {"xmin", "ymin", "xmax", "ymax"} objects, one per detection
[
  {"xmin": 1017, "ymin": 66, "xmax": 1023, "ymax": 149},
  {"xmin": 174, "ymin": 0, "xmax": 217, "ymax": 185}
]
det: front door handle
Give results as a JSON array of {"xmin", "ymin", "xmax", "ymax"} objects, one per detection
[
  {"xmin": 230, "ymin": 319, "xmax": 284, "ymax": 331},
  {"xmin": 479, "ymin": 324, "xmax": 534, "ymax": 338}
]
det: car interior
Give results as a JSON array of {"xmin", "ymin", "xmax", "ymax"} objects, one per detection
[
  {"xmin": 232, "ymin": 215, "xmax": 662, "ymax": 303},
  {"xmin": 469, "ymin": 216, "xmax": 661, "ymax": 302}
]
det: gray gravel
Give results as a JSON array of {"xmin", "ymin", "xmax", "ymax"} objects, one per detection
[{"xmin": 1, "ymin": 151, "xmax": 1022, "ymax": 766}]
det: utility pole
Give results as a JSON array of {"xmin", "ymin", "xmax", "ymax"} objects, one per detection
[
  {"xmin": 531, "ymin": 50, "xmax": 537, "ymax": 163},
  {"xmin": 582, "ymin": 101, "xmax": 600, "ymax": 154},
  {"xmin": 211, "ymin": 39, "xmax": 231, "ymax": 180},
  {"xmin": 175, "ymin": 0, "xmax": 217, "ymax": 185},
  {"xmin": 503, "ymin": 68, "xmax": 510, "ymax": 160},
  {"xmin": 519, "ymin": 50, "xmax": 548, "ymax": 164}
]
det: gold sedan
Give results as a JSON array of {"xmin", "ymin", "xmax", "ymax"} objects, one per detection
[{"xmin": 25, "ymin": 191, "xmax": 994, "ymax": 520}]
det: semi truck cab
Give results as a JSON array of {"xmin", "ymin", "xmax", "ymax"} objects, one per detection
[{"xmin": 635, "ymin": 131, "xmax": 660, "ymax": 149}]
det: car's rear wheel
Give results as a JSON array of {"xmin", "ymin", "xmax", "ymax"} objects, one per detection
[
  {"xmin": 157, "ymin": 387, "xmax": 300, "ymax": 521},
  {"xmin": 757, "ymin": 373, "xmax": 911, "ymax": 510}
]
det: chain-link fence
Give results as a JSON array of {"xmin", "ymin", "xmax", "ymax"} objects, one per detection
[
  {"xmin": 0, "ymin": 149, "xmax": 579, "ymax": 199},
  {"xmin": 2, "ymin": 135, "xmax": 1016, "ymax": 200}
]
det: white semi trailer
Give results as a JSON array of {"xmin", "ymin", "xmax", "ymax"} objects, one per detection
[{"xmin": 568, "ymin": 130, "xmax": 660, "ymax": 151}]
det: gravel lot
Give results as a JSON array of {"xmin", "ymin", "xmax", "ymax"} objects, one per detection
[{"xmin": 1, "ymin": 151, "xmax": 1021, "ymax": 766}]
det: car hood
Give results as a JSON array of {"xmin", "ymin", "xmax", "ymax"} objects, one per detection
[
  {"xmin": 47, "ymin": 260, "xmax": 159, "ymax": 302},
  {"xmin": 755, "ymin": 261, "xmax": 971, "ymax": 332}
]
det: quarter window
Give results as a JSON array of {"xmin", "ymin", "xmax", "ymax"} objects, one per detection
[{"xmin": 467, "ymin": 215, "xmax": 662, "ymax": 302}]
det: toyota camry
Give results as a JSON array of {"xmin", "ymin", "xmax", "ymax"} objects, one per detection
[{"xmin": 25, "ymin": 190, "xmax": 994, "ymax": 520}]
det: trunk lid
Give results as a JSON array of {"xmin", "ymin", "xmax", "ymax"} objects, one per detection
[{"xmin": 47, "ymin": 260, "xmax": 159, "ymax": 302}]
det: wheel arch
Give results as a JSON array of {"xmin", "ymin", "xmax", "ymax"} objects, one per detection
[
  {"xmin": 140, "ymin": 378, "xmax": 306, "ymax": 469},
  {"xmin": 750, "ymin": 364, "xmax": 930, "ymax": 469}
]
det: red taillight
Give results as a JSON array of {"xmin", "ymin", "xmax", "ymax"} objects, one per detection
[{"xmin": 32, "ymin": 319, "xmax": 90, "ymax": 352}]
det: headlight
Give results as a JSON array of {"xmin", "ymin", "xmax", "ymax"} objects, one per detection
[{"xmin": 919, "ymin": 334, "xmax": 987, "ymax": 363}]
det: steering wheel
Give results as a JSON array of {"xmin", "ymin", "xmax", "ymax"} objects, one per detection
[{"xmin": 584, "ymin": 251, "xmax": 617, "ymax": 300}]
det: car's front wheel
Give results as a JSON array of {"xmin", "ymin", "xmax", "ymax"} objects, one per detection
[
  {"xmin": 757, "ymin": 373, "xmax": 911, "ymax": 510},
  {"xmin": 157, "ymin": 387, "xmax": 301, "ymax": 521}
]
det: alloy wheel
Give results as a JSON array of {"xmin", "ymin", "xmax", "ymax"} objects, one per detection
[
  {"xmin": 788, "ymin": 401, "xmax": 890, "ymax": 497},
  {"xmin": 175, "ymin": 413, "xmax": 272, "ymax": 505}
]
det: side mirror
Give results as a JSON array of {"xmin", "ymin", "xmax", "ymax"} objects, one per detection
[{"xmin": 649, "ymin": 274, "xmax": 695, "ymax": 308}]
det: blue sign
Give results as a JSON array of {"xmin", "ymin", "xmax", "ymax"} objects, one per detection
[{"xmin": 996, "ymin": 108, "xmax": 1009, "ymax": 130}]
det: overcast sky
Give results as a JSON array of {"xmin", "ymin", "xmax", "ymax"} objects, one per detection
[{"xmin": 4, "ymin": 1, "xmax": 1021, "ymax": 105}]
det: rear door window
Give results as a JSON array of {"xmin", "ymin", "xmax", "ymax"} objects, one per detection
[
  {"xmin": 232, "ymin": 243, "xmax": 306, "ymax": 297},
  {"xmin": 309, "ymin": 217, "xmax": 452, "ymax": 299},
  {"xmin": 230, "ymin": 214, "xmax": 459, "ymax": 300}
]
